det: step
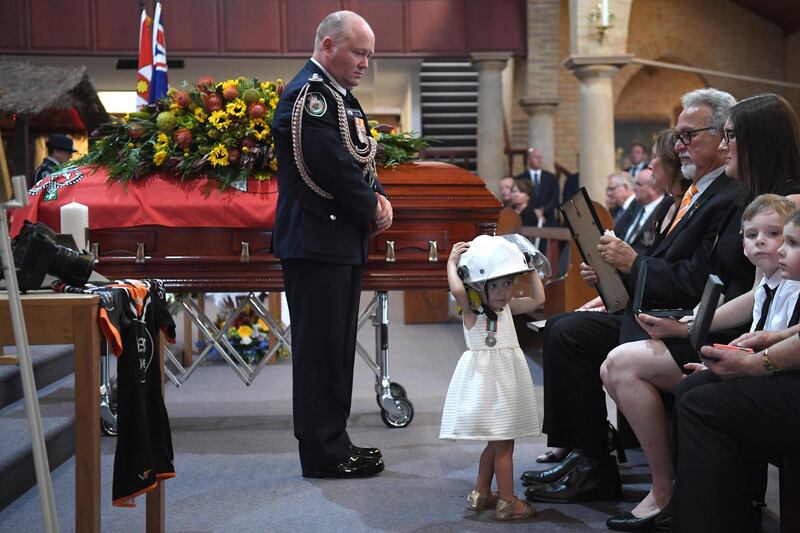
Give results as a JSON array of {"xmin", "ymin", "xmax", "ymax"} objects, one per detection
[
  {"xmin": 419, "ymin": 81, "xmax": 478, "ymax": 89},
  {"xmin": 0, "ymin": 345, "xmax": 74, "ymax": 410},
  {"xmin": 420, "ymin": 93, "xmax": 478, "ymax": 102},
  {"xmin": 0, "ymin": 372, "xmax": 76, "ymax": 511}
]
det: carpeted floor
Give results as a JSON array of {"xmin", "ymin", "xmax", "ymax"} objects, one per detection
[{"xmin": 0, "ymin": 291, "xmax": 782, "ymax": 532}]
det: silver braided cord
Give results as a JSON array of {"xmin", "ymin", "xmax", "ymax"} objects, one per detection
[{"xmin": 291, "ymin": 82, "xmax": 334, "ymax": 199}]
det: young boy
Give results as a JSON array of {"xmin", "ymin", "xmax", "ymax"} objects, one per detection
[{"xmin": 691, "ymin": 194, "xmax": 800, "ymax": 339}]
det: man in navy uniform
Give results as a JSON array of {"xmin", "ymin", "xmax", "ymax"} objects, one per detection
[
  {"xmin": 33, "ymin": 133, "xmax": 76, "ymax": 187},
  {"xmin": 272, "ymin": 10, "xmax": 391, "ymax": 479}
]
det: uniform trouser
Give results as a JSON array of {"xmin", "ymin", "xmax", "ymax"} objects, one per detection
[
  {"xmin": 281, "ymin": 258, "xmax": 363, "ymax": 469},
  {"xmin": 672, "ymin": 369, "xmax": 800, "ymax": 533},
  {"xmin": 541, "ymin": 311, "xmax": 623, "ymax": 457}
]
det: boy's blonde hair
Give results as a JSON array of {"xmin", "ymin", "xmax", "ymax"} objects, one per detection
[
  {"xmin": 787, "ymin": 208, "xmax": 800, "ymax": 228},
  {"xmin": 742, "ymin": 194, "xmax": 798, "ymax": 224}
]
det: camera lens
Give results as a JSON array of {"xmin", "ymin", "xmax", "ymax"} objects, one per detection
[{"xmin": 49, "ymin": 246, "xmax": 94, "ymax": 287}]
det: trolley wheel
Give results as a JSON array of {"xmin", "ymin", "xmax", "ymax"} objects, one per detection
[
  {"xmin": 100, "ymin": 385, "xmax": 118, "ymax": 437},
  {"xmin": 380, "ymin": 398, "xmax": 414, "ymax": 428},
  {"xmin": 374, "ymin": 381, "xmax": 408, "ymax": 407}
]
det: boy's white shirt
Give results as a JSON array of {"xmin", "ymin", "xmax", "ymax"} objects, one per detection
[{"xmin": 751, "ymin": 270, "xmax": 800, "ymax": 332}]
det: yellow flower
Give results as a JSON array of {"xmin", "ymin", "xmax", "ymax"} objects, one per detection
[
  {"xmin": 221, "ymin": 79, "xmax": 237, "ymax": 92},
  {"xmin": 269, "ymin": 96, "xmax": 279, "ymax": 108},
  {"xmin": 169, "ymin": 103, "xmax": 179, "ymax": 112},
  {"xmin": 269, "ymin": 159, "xmax": 278, "ymax": 171},
  {"xmin": 371, "ymin": 128, "xmax": 379, "ymax": 139},
  {"xmin": 194, "ymin": 108, "xmax": 207, "ymax": 123},
  {"xmin": 208, "ymin": 143, "xmax": 229, "ymax": 166},
  {"xmin": 249, "ymin": 118, "xmax": 269, "ymax": 140},
  {"xmin": 237, "ymin": 325, "xmax": 253, "ymax": 338},
  {"xmin": 257, "ymin": 319, "xmax": 269, "ymax": 332},
  {"xmin": 226, "ymin": 99, "xmax": 246, "ymax": 118},
  {"xmin": 259, "ymin": 81, "xmax": 271, "ymax": 91},
  {"xmin": 153, "ymin": 150, "xmax": 168, "ymax": 166},
  {"xmin": 155, "ymin": 132, "xmax": 170, "ymax": 150},
  {"xmin": 208, "ymin": 110, "xmax": 231, "ymax": 130}
]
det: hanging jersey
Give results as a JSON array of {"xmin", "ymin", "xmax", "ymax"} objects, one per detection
[{"xmin": 52, "ymin": 278, "xmax": 177, "ymax": 507}]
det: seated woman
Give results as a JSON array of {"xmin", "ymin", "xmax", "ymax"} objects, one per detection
[
  {"xmin": 511, "ymin": 178, "xmax": 539, "ymax": 227},
  {"xmin": 599, "ymin": 93, "xmax": 800, "ymax": 531}
]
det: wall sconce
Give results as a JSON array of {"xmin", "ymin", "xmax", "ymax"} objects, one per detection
[{"xmin": 588, "ymin": 0, "xmax": 614, "ymax": 44}]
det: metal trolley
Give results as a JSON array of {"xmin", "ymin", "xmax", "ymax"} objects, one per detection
[{"xmin": 99, "ymin": 289, "xmax": 414, "ymax": 434}]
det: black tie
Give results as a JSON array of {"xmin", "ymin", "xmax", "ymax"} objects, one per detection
[
  {"xmin": 754, "ymin": 284, "xmax": 777, "ymax": 332},
  {"xmin": 788, "ymin": 296, "xmax": 800, "ymax": 327}
]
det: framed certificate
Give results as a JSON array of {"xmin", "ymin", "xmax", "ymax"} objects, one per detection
[{"xmin": 560, "ymin": 187, "xmax": 630, "ymax": 313}]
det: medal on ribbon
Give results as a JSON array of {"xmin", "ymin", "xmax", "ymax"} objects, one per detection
[
  {"xmin": 485, "ymin": 318, "xmax": 497, "ymax": 347},
  {"xmin": 354, "ymin": 117, "xmax": 368, "ymax": 144}
]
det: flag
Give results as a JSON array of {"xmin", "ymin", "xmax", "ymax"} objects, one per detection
[
  {"xmin": 135, "ymin": 7, "xmax": 152, "ymax": 109},
  {"xmin": 149, "ymin": 1, "xmax": 168, "ymax": 103}
]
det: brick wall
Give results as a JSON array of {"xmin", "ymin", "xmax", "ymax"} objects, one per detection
[{"xmin": 512, "ymin": 0, "xmax": 794, "ymax": 173}]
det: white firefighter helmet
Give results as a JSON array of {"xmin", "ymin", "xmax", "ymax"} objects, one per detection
[{"xmin": 457, "ymin": 234, "xmax": 550, "ymax": 293}]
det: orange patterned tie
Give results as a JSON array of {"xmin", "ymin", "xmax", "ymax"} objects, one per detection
[{"xmin": 667, "ymin": 183, "xmax": 699, "ymax": 234}]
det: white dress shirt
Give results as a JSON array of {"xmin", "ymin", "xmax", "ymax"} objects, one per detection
[{"xmin": 751, "ymin": 270, "xmax": 800, "ymax": 332}]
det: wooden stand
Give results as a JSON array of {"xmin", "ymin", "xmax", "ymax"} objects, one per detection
[{"xmin": 0, "ymin": 292, "xmax": 166, "ymax": 533}]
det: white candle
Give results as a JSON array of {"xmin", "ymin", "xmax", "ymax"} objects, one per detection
[
  {"xmin": 60, "ymin": 200, "xmax": 89, "ymax": 250},
  {"xmin": 600, "ymin": 0, "xmax": 609, "ymax": 26}
]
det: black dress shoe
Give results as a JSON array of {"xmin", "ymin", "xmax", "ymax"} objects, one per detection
[
  {"xmin": 350, "ymin": 444, "xmax": 382, "ymax": 459},
  {"xmin": 521, "ymin": 449, "xmax": 584, "ymax": 485},
  {"xmin": 653, "ymin": 502, "xmax": 671, "ymax": 530},
  {"xmin": 302, "ymin": 456, "xmax": 384, "ymax": 479},
  {"xmin": 606, "ymin": 511, "xmax": 660, "ymax": 532},
  {"xmin": 525, "ymin": 455, "xmax": 621, "ymax": 503}
]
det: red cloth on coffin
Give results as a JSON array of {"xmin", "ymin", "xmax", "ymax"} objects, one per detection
[{"xmin": 9, "ymin": 165, "xmax": 278, "ymax": 237}]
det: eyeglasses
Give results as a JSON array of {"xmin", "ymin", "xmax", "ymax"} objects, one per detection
[
  {"xmin": 674, "ymin": 127, "xmax": 717, "ymax": 146},
  {"xmin": 723, "ymin": 128, "xmax": 736, "ymax": 143},
  {"xmin": 606, "ymin": 184, "xmax": 622, "ymax": 193}
]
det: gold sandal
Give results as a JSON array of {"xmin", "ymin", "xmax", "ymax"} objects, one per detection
[
  {"xmin": 466, "ymin": 489, "xmax": 499, "ymax": 511},
  {"xmin": 495, "ymin": 496, "xmax": 537, "ymax": 521}
]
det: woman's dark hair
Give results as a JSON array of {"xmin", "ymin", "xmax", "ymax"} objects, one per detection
[
  {"xmin": 654, "ymin": 128, "xmax": 687, "ymax": 198},
  {"xmin": 512, "ymin": 177, "xmax": 533, "ymax": 198},
  {"xmin": 729, "ymin": 93, "xmax": 800, "ymax": 197}
]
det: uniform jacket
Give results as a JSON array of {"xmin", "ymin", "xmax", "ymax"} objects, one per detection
[
  {"xmin": 272, "ymin": 60, "xmax": 385, "ymax": 265},
  {"xmin": 33, "ymin": 156, "xmax": 59, "ymax": 186}
]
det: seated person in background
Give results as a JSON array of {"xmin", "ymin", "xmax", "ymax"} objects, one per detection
[
  {"xmin": 601, "ymin": 194, "xmax": 798, "ymax": 531},
  {"xmin": 626, "ymin": 142, "xmax": 649, "ymax": 178},
  {"xmin": 623, "ymin": 168, "xmax": 673, "ymax": 255},
  {"xmin": 605, "ymin": 172, "xmax": 639, "ymax": 237},
  {"xmin": 499, "ymin": 175, "xmax": 515, "ymax": 208},
  {"xmin": 511, "ymin": 178, "xmax": 539, "ymax": 227},
  {"xmin": 672, "ymin": 207, "xmax": 800, "ymax": 533}
]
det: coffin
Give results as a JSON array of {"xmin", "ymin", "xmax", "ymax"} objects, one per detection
[{"xmin": 13, "ymin": 162, "xmax": 500, "ymax": 292}]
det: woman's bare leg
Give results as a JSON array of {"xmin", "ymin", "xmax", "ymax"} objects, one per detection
[{"xmin": 601, "ymin": 339, "xmax": 684, "ymax": 518}]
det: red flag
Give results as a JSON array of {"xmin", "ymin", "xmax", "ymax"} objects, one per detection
[{"xmin": 136, "ymin": 8, "xmax": 152, "ymax": 109}]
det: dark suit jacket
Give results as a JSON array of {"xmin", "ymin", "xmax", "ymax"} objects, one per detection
[
  {"xmin": 515, "ymin": 169, "xmax": 558, "ymax": 225},
  {"xmin": 612, "ymin": 198, "xmax": 641, "ymax": 240},
  {"xmin": 628, "ymin": 173, "xmax": 745, "ymax": 315},
  {"xmin": 272, "ymin": 60, "xmax": 384, "ymax": 265}
]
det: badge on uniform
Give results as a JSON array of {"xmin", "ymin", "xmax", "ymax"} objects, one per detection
[
  {"xmin": 304, "ymin": 92, "xmax": 327, "ymax": 117},
  {"xmin": 354, "ymin": 117, "xmax": 368, "ymax": 144}
]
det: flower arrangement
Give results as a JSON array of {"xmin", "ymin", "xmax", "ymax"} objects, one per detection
[
  {"xmin": 77, "ymin": 76, "xmax": 283, "ymax": 189},
  {"xmin": 208, "ymin": 296, "xmax": 273, "ymax": 365},
  {"xmin": 75, "ymin": 76, "xmax": 434, "ymax": 190}
]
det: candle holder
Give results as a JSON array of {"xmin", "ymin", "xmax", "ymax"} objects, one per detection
[{"xmin": 588, "ymin": 3, "xmax": 614, "ymax": 44}]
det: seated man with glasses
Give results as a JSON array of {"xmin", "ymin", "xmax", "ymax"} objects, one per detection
[{"xmin": 522, "ymin": 88, "xmax": 749, "ymax": 507}]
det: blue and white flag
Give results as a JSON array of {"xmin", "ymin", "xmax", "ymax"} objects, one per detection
[{"xmin": 149, "ymin": 1, "xmax": 168, "ymax": 103}]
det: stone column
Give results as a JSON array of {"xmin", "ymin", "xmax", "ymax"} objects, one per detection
[
  {"xmin": 564, "ymin": 56, "xmax": 632, "ymax": 204},
  {"xmin": 519, "ymin": 96, "xmax": 560, "ymax": 173},
  {"xmin": 471, "ymin": 52, "xmax": 511, "ymax": 196}
]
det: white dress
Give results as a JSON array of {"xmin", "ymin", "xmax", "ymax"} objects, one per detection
[{"xmin": 439, "ymin": 304, "xmax": 540, "ymax": 440}]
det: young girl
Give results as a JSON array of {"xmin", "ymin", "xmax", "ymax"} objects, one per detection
[{"xmin": 440, "ymin": 234, "xmax": 546, "ymax": 521}]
